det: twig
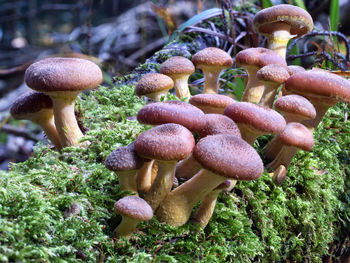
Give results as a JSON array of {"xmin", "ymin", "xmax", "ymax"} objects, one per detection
[{"xmin": 0, "ymin": 124, "xmax": 41, "ymax": 141}]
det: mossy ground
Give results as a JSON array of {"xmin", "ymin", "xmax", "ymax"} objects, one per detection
[{"xmin": 0, "ymin": 80, "xmax": 349, "ymax": 262}]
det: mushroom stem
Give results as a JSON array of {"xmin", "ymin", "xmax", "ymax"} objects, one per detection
[
  {"xmin": 259, "ymin": 84, "xmax": 280, "ymax": 108},
  {"xmin": 241, "ymin": 68, "xmax": 264, "ymax": 103},
  {"xmin": 143, "ymin": 161, "xmax": 176, "ymax": 211},
  {"xmin": 202, "ymin": 69, "xmax": 222, "ymax": 94},
  {"xmin": 48, "ymin": 91, "xmax": 84, "ymax": 147},
  {"xmin": 302, "ymin": 101, "xmax": 333, "ymax": 132},
  {"xmin": 156, "ymin": 169, "xmax": 226, "ymax": 226},
  {"xmin": 175, "ymin": 154, "xmax": 202, "ymax": 180},
  {"xmin": 266, "ymin": 23, "xmax": 294, "ymax": 59},
  {"xmin": 119, "ymin": 172, "xmax": 139, "ymax": 195},
  {"xmin": 114, "ymin": 217, "xmax": 140, "ymax": 237},
  {"xmin": 239, "ymin": 127, "xmax": 259, "ymax": 145},
  {"xmin": 33, "ymin": 114, "xmax": 62, "ymax": 150},
  {"xmin": 174, "ymin": 76, "xmax": 191, "ymax": 101},
  {"xmin": 266, "ymin": 146, "xmax": 298, "ymax": 171},
  {"xmin": 137, "ymin": 160, "xmax": 155, "ymax": 194}
]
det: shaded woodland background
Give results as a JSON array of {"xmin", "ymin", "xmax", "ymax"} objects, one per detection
[{"xmin": 0, "ymin": 0, "xmax": 350, "ymax": 170}]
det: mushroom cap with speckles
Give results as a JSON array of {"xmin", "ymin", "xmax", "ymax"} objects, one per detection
[
  {"xmin": 114, "ymin": 196, "xmax": 153, "ymax": 221},
  {"xmin": 189, "ymin": 94, "xmax": 235, "ymax": 112},
  {"xmin": 235, "ymin": 48, "xmax": 287, "ymax": 69},
  {"xmin": 278, "ymin": 122, "xmax": 314, "ymax": 151},
  {"xmin": 10, "ymin": 91, "xmax": 53, "ymax": 119},
  {"xmin": 287, "ymin": 65, "xmax": 305, "ymax": 76},
  {"xmin": 137, "ymin": 100, "xmax": 206, "ymax": 132},
  {"xmin": 25, "ymin": 57, "xmax": 103, "ymax": 92},
  {"xmin": 105, "ymin": 142, "xmax": 144, "ymax": 172},
  {"xmin": 224, "ymin": 102, "xmax": 286, "ymax": 135},
  {"xmin": 135, "ymin": 73, "xmax": 174, "ymax": 96},
  {"xmin": 134, "ymin": 123, "xmax": 195, "ymax": 161},
  {"xmin": 284, "ymin": 70, "xmax": 350, "ymax": 104},
  {"xmin": 192, "ymin": 47, "xmax": 232, "ymax": 69},
  {"xmin": 198, "ymin": 114, "xmax": 241, "ymax": 138},
  {"xmin": 193, "ymin": 134, "xmax": 264, "ymax": 180},
  {"xmin": 257, "ymin": 64, "xmax": 289, "ymax": 85},
  {"xmin": 160, "ymin": 56, "xmax": 195, "ymax": 76},
  {"xmin": 274, "ymin": 95, "xmax": 316, "ymax": 120},
  {"xmin": 253, "ymin": 4, "xmax": 313, "ymax": 37}
]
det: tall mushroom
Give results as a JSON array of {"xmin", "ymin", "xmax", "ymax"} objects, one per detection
[
  {"xmin": 192, "ymin": 47, "xmax": 232, "ymax": 94},
  {"xmin": 160, "ymin": 56, "xmax": 195, "ymax": 101},
  {"xmin": 24, "ymin": 57, "xmax": 103, "ymax": 147},
  {"xmin": 10, "ymin": 91, "xmax": 62, "ymax": 150},
  {"xmin": 253, "ymin": 4, "xmax": 313, "ymax": 59}
]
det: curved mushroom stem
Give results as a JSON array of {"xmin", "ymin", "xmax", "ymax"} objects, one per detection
[
  {"xmin": 266, "ymin": 145, "xmax": 298, "ymax": 171},
  {"xmin": 114, "ymin": 217, "xmax": 140, "ymax": 237},
  {"xmin": 238, "ymin": 126, "xmax": 259, "ymax": 146},
  {"xmin": 175, "ymin": 154, "xmax": 202, "ymax": 180},
  {"xmin": 202, "ymin": 69, "xmax": 222, "ymax": 94},
  {"xmin": 119, "ymin": 172, "xmax": 139, "ymax": 196},
  {"xmin": 268, "ymin": 165, "xmax": 287, "ymax": 185},
  {"xmin": 266, "ymin": 23, "xmax": 294, "ymax": 59},
  {"xmin": 148, "ymin": 90, "xmax": 170, "ymax": 102},
  {"xmin": 241, "ymin": 68, "xmax": 264, "ymax": 103},
  {"xmin": 302, "ymin": 101, "xmax": 333, "ymax": 132},
  {"xmin": 173, "ymin": 76, "xmax": 191, "ymax": 101},
  {"xmin": 263, "ymin": 136, "xmax": 281, "ymax": 162},
  {"xmin": 48, "ymin": 91, "xmax": 84, "ymax": 147},
  {"xmin": 143, "ymin": 160, "xmax": 176, "ymax": 211},
  {"xmin": 34, "ymin": 114, "xmax": 62, "ymax": 150},
  {"xmin": 259, "ymin": 84, "xmax": 280, "ymax": 108},
  {"xmin": 137, "ymin": 160, "xmax": 155, "ymax": 195},
  {"xmin": 156, "ymin": 169, "xmax": 226, "ymax": 226}
]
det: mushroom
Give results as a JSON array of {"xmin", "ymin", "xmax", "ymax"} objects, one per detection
[
  {"xmin": 104, "ymin": 142, "xmax": 144, "ymax": 195},
  {"xmin": 192, "ymin": 47, "xmax": 232, "ymax": 94},
  {"xmin": 264, "ymin": 94, "xmax": 316, "ymax": 162},
  {"xmin": 176, "ymin": 113, "xmax": 241, "ymax": 180},
  {"xmin": 257, "ymin": 64, "xmax": 289, "ymax": 108},
  {"xmin": 24, "ymin": 57, "xmax": 103, "ymax": 147},
  {"xmin": 134, "ymin": 123, "xmax": 195, "ymax": 211},
  {"xmin": 10, "ymin": 91, "xmax": 62, "ymax": 150},
  {"xmin": 113, "ymin": 196, "xmax": 153, "ymax": 237},
  {"xmin": 266, "ymin": 122, "xmax": 314, "ymax": 170},
  {"xmin": 235, "ymin": 48, "xmax": 287, "ymax": 103},
  {"xmin": 192, "ymin": 179, "xmax": 235, "ymax": 228},
  {"xmin": 156, "ymin": 134, "xmax": 263, "ymax": 226},
  {"xmin": 284, "ymin": 70, "xmax": 350, "ymax": 132},
  {"xmin": 189, "ymin": 93, "xmax": 236, "ymax": 114},
  {"xmin": 287, "ymin": 65, "xmax": 306, "ymax": 76},
  {"xmin": 253, "ymin": 4, "xmax": 313, "ymax": 59},
  {"xmin": 224, "ymin": 102, "xmax": 286, "ymax": 145},
  {"xmin": 160, "ymin": 56, "xmax": 195, "ymax": 101},
  {"xmin": 268, "ymin": 165, "xmax": 287, "ymax": 185},
  {"xmin": 135, "ymin": 73, "xmax": 174, "ymax": 101}
]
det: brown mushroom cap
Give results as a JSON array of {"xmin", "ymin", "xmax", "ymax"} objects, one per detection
[
  {"xmin": 253, "ymin": 4, "xmax": 313, "ymax": 37},
  {"xmin": 278, "ymin": 122, "xmax": 314, "ymax": 151},
  {"xmin": 284, "ymin": 70, "xmax": 350, "ymax": 104},
  {"xmin": 10, "ymin": 91, "xmax": 53, "ymax": 119},
  {"xmin": 114, "ymin": 196, "xmax": 153, "ymax": 221},
  {"xmin": 135, "ymin": 73, "xmax": 174, "ymax": 97},
  {"xmin": 257, "ymin": 64, "xmax": 289, "ymax": 85},
  {"xmin": 287, "ymin": 65, "xmax": 305, "ymax": 76},
  {"xmin": 160, "ymin": 56, "xmax": 195, "ymax": 76},
  {"xmin": 198, "ymin": 114, "xmax": 241, "ymax": 138},
  {"xmin": 137, "ymin": 100, "xmax": 206, "ymax": 132},
  {"xmin": 193, "ymin": 134, "xmax": 263, "ymax": 180},
  {"xmin": 192, "ymin": 47, "xmax": 232, "ymax": 69},
  {"xmin": 274, "ymin": 95, "xmax": 316, "ymax": 120},
  {"xmin": 189, "ymin": 94, "xmax": 235, "ymax": 113},
  {"xmin": 25, "ymin": 57, "xmax": 103, "ymax": 92},
  {"xmin": 235, "ymin": 47, "xmax": 287, "ymax": 69},
  {"xmin": 105, "ymin": 142, "xmax": 144, "ymax": 172},
  {"xmin": 134, "ymin": 123, "xmax": 195, "ymax": 161},
  {"xmin": 224, "ymin": 102, "xmax": 286, "ymax": 135}
]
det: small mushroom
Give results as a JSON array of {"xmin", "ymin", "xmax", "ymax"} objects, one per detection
[
  {"xmin": 268, "ymin": 165, "xmax": 287, "ymax": 185},
  {"xmin": 253, "ymin": 4, "xmax": 313, "ymax": 59},
  {"xmin": 135, "ymin": 73, "xmax": 174, "ymax": 101},
  {"xmin": 10, "ymin": 91, "xmax": 62, "ymax": 150},
  {"xmin": 24, "ymin": 57, "xmax": 103, "ymax": 147},
  {"xmin": 113, "ymin": 196, "xmax": 153, "ymax": 237},
  {"xmin": 160, "ymin": 56, "xmax": 195, "ymax": 101},
  {"xmin": 189, "ymin": 94, "xmax": 235, "ymax": 114},
  {"xmin": 192, "ymin": 47, "xmax": 232, "ymax": 94}
]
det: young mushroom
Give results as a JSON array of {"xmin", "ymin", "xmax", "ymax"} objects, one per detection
[
  {"xmin": 253, "ymin": 4, "xmax": 313, "ymax": 59},
  {"xmin": 135, "ymin": 73, "xmax": 174, "ymax": 101},
  {"xmin": 156, "ymin": 134, "xmax": 264, "ymax": 226},
  {"xmin": 113, "ymin": 196, "xmax": 153, "ymax": 237},
  {"xmin": 10, "ymin": 91, "xmax": 62, "ymax": 150},
  {"xmin": 104, "ymin": 142, "xmax": 144, "ymax": 196},
  {"xmin": 189, "ymin": 94, "xmax": 236, "ymax": 114},
  {"xmin": 160, "ymin": 56, "xmax": 195, "ymax": 101},
  {"xmin": 192, "ymin": 47, "xmax": 232, "ymax": 94},
  {"xmin": 24, "ymin": 57, "xmax": 103, "ymax": 147}
]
